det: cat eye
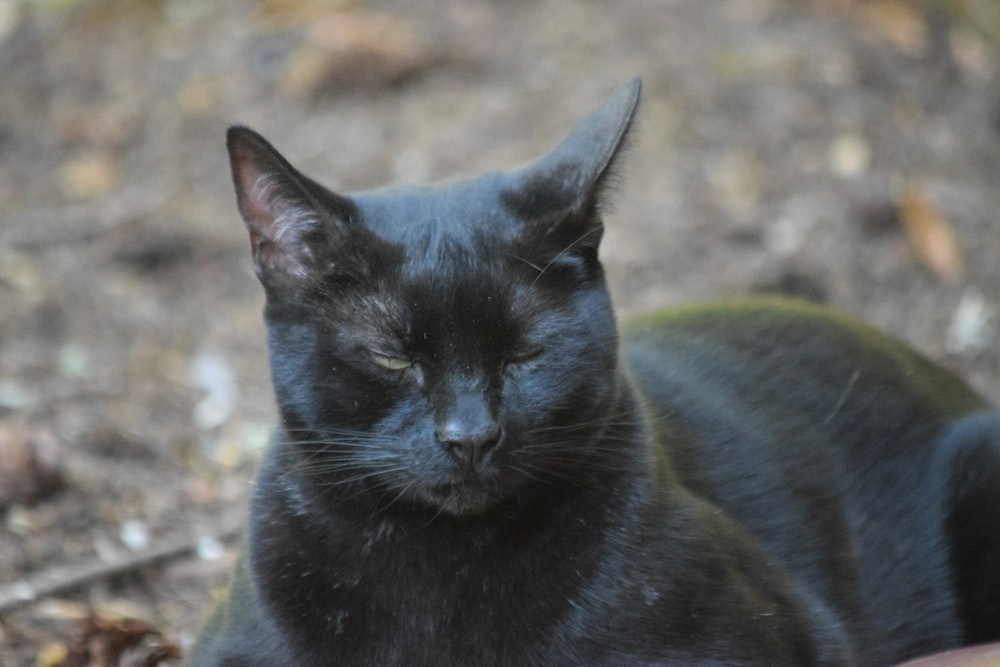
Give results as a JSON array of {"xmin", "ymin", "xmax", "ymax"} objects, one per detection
[
  {"xmin": 506, "ymin": 347, "xmax": 543, "ymax": 365},
  {"xmin": 369, "ymin": 351, "xmax": 413, "ymax": 371}
]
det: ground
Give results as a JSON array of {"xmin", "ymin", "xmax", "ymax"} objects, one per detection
[{"xmin": 1, "ymin": 0, "xmax": 999, "ymax": 664}]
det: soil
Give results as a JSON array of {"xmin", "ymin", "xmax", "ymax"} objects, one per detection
[{"xmin": 1, "ymin": 0, "xmax": 998, "ymax": 664}]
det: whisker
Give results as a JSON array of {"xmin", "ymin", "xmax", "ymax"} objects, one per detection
[
  {"xmin": 317, "ymin": 466, "xmax": 410, "ymax": 488},
  {"xmin": 506, "ymin": 252, "xmax": 546, "ymax": 274},
  {"xmin": 529, "ymin": 224, "xmax": 604, "ymax": 287},
  {"xmin": 378, "ymin": 480, "xmax": 417, "ymax": 515}
]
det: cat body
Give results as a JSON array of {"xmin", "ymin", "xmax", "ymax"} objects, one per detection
[{"xmin": 188, "ymin": 80, "xmax": 1000, "ymax": 666}]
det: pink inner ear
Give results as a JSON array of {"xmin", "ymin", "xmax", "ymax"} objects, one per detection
[
  {"xmin": 231, "ymin": 150, "xmax": 281, "ymax": 240},
  {"xmin": 245, "ymin": 172, "xmax": 319, "ymax": 240},
  {"xmin": 243, "ymin": 174, "xmax": 279, "ymax": 239},
  {"xmin": 230, "ymin": 150, "xmax": 321, "ymax": 282}
]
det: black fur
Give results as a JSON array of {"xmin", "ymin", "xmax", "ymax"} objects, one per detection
[{"xmin": 188, "ymin": 79, "xmax": 1000, "ymax": 666}]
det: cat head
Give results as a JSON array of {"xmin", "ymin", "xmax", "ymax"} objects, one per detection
[{"xmin": 227, "ymin": 79, "xmax": 641, "ymax": 516}]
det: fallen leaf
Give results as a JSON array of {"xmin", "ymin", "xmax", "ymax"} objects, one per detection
[
  {"xmin": 58, "ymin": 152, "xmax": 121, "ymax": 199},
  {"xmin": 54, "ymin": 613, "xmax": 181, "ymax": 667},
  {"xmin": 0, "ymin": 420, "xmax": 65, "ymax": 510},
  {"xmin": 261, "ymin": 0, "xmax": 362, "ymax": 24},
  {"xmin": 855, "ymin": 0, "xmax": 927, "ymax": 55},
  {"xmin": 898, "ymin": 186, "xmax": 964, "ymax": 282},
  {"xmin": 29, "ymin": 599, "xmax": 92, "ymax": 621},
  {"xmin": 281, "ymin": 11, "xmax": 433, "ymax": 97},
  {"xmin": 175, "ymin": 77, "xmax": 219, "ymax": 116},
  {"xmin": 36, "ymin": 642, "xmax": 69, "ymax": 667}
]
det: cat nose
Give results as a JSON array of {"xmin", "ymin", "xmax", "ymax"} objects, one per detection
[{"xmin": 436, "ymin": 421, "xmax": 501, "ymax": 474}]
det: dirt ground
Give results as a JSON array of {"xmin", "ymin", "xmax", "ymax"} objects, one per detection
[{"xmin": 1, "ymin": 0, "xmax": 998, "ymax": 664}]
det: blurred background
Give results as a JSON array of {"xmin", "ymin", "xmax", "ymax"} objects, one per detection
[{"xmin": 1, "ymin": 0, "xmax": 998, "ymax": 663}]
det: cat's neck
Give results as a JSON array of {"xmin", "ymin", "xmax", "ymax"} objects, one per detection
[{"xmin": 247, "ymin": 381, "xmax": 651, "ymax": 662}]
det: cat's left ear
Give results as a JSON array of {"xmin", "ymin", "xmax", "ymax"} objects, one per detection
[
  {"xmin": 226, "ymin": 126, "xmax": 359, "ymax": 294},
  {"xmin": 505, "ymin": 78, "xmax": 641, "ymax": 257}
]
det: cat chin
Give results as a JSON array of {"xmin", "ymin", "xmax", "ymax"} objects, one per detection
[{"xmin": 417, "ymin": 480, "xmax": 506, "ymax": 517}]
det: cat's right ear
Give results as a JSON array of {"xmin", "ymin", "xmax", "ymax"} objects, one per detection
[
  {"xmin": 226, "ymin": 126, "xmax": 355, "ymax": 292},
  {"xmin": 504, "ymin": 79, "xmax": 641, "ymax": 261}
]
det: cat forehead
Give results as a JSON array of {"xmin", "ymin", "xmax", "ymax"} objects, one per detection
[
  {"xmin": 349, "ymin": 172, "xmax": 521, "ymax": 249},
  {"xmin": 345, "ymin": 178, "xmax": 548, "ymax": 325}
]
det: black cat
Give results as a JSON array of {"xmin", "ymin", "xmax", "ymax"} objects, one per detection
[{"xmin": 188, "ymin": 79, "xmax": 1000, "ymax": 666}]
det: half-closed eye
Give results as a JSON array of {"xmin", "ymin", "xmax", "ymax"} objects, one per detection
[
  {"xmin": 369, "ymin": 351, "xmax": 414, "ymax": 371},
  {"xmin": 506, "ymin": 347, "xmax": 544, "ymax": 365}
]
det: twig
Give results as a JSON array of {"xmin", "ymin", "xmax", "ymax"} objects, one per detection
[{"xmin": 0, "ymin": 517, "xmax": 244, "ymax": 615}]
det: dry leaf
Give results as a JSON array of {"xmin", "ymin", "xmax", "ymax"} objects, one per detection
[
  {"xmin": 262, "ymin": 0, "xmax": 361, "ymax": 22},
  {"xmin": 282, "ymin": 11, "xmax": 431, "ymax": 97},
  {"xmin": 0, "ymin": 420, "xmax": 65, "ymax": 510},
  {"xmin": 58, "ymin": 152, "xmax": 121, "ymax": 199},
  {"xmin": 855, "ymin": 0, "xmax": 927, "ymax": 55},
  {"xmin": 898, "ymin": 186, "xmax": 964, "ymax": 282},
  {"xmin": 176, "ymin": 77, "xmax": 219, "ymax": 116},
  {"xmin": 54, "ymin": 613, "xmax": 181, "ymax": 667},
  {"xmin": 36, "ymin": 642, "xmax": 69, "ymax": 667}
]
